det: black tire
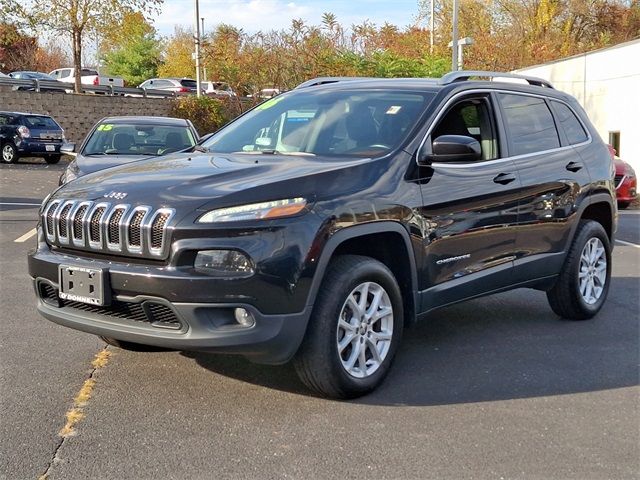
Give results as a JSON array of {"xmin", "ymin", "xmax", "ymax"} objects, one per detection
[
  {"xmin": 1, "ymin": 142, "xmax": 18, "ymax": 164},
  {"xmin": 617, "ymin": 201, "xmax": 630, "ymax": 210},
  {"xmin": 546, "ymin": 220, "xmax": 611, "ymax": 320},
  {"xmin": 294, "ymin": 255, "xmax": 404, "ymax": 399},
  {"xmin": 45, "ymin": 155, "xmax": 61, "ymax": 164},
  {"xmin": 99, "ymin": 336, "xmax": 170, "ymax": 352}
]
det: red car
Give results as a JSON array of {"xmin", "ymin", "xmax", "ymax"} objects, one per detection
[{"xmin": 608, "ymin": 145, "xmax": 637, "ymax": 209}]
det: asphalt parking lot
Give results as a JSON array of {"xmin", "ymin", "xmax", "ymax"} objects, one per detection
[{"xmin": 1, "ymin": 159, "xmax": 638, "ymax": 480}]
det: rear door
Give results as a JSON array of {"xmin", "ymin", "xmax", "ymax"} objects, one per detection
[
  {"xmin": 418, "ymin": 92, "xmax": 521, "ymax": 310},
  {"xmin": 496, "ymin": 92, "xmax": 592, "ymax": 282}
]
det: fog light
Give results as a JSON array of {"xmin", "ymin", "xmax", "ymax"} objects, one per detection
[
  {"xmin": 194, "ymin": 249, "xmax": 254, "ymax": 277},
  {"xmin": 234, "ymin": 308, "xmax": 255, "ymax": 327}
]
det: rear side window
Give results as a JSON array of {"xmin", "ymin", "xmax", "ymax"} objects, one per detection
[
  {"xmin": 498, "ymin": 93, "xmax": 560, "ymax": 156},
  {"xmin": 551, "ymin": 101, "xmax": 588, "ymax": 145},
  {"xmin": 180, "ymin": 79, "xmax": 197, "ymax": 88}
]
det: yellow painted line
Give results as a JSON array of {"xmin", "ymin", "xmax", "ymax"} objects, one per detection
[
  {"xmin": 58, "ymin": 349, "xmax": 112, "ymax": 438},
  {"xmin": 14, "ymin": 228, "xmax": 37, "ymax": 243}
]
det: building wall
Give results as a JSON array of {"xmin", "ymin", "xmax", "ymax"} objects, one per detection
[
  {"xmin": 0, "ymin": 89, "xmax": 173, "ymax": 144},
  {"xmin": 516, "ymin": 39, "xmax": 640, "ymax": 171}
]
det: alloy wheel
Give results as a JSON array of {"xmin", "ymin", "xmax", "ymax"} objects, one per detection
[{"xmin": 578, "ymin": 237, "xmax": 607, "ymax": 305}]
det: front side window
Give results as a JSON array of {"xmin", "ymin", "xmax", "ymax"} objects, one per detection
[
  {"xmin": 82, "ymin": 123, "xmax": 196, "ymax": 156},
  {"xmin": 203, "ymin": 89, "xmax": 435, "ymax": 158},
  {"xmin": 551, "ymin": 101, "xmax": 588, "ymax": 145},
  {"xmin": 432, "ymin": 96, "xmax": 499, "ymax": 161},
  {"xmin": 499, "ymin": 93, "xmax": 560, "ymax": 156}
]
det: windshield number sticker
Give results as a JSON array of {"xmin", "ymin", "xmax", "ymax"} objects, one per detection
[{"xmin": 97, "ymin": 124, "xmax": 113, "ymax": 131}]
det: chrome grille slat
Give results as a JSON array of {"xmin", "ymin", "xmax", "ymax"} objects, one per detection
[{"xmin": 41, "ymin": 198, "xmax": 174, "ymax": 259}]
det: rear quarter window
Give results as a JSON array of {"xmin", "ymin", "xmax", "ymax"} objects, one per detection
[
  {"xmin": 551, "ymin": 101, "xmax": 588, "ymax": 145},
  {"xmin": 498, "ymin": 93, "xmax": 560, "ymax": 156}
]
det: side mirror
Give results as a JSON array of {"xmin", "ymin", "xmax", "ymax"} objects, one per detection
[
  {"xmin": 418, "ymin": 135, "xmax": 481, "ymax": 165},
  {"xmin": 61, "ymin": 143, "xmax": 76, "ymax": 156}
]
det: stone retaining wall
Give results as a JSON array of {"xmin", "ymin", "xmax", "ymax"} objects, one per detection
[{"xmin": 0, "ymin": 89, "xmax": 173, "ymax": 144}]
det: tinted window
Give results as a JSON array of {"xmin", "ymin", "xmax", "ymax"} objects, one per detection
[
  {"xmin": 551, "ymin": 101, "xmax": 588, "ymax": 145},
  {"xmin": 203, "ymin": 89, "xmax": 434, "ymax": 158},
  {"xmin": 22, "ymin": 116, "xmax": 60, "ymax": 129},
  {"xmin": 499, "ymin": 93, "xmax": 560, "ymax": 156},
  {"xmin": 180, "ymin": 79, "xmax": 197, "ymax": 88}
]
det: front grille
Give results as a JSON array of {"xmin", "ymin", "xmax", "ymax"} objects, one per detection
[
  {"xmin": 37, "ymin": 282, "xmax": 181, "ymax": 329},
  {"xmin": 43, "ymin": 199, "xmax": 174, "ymax": 259}
]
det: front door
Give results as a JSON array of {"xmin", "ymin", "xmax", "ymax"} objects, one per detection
[{"xmin": 417, "ymin": 93, "xmax": 520, "ymax": 311}]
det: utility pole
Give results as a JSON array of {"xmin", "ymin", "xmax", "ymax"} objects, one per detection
[
  {"xmin": 194, "ymin": 0, "xmax": 201, "ymax": 97},
  {"xmin": 430, "ymin": 0, "xmax": 435, "ymax": 54},
  {"xmin": 451, "ymin": 0, "xmax": 459, "ymax": 71},
  {"xmin": 201, "ymin": 17, "xmax": 207, "ymax": 83}
]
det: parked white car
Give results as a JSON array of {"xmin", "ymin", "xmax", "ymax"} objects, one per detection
[
  {"xmin": 202, "ymin": 81, "xmax": 236, "ymax": 97},
  {"xmin": 49, "ymin": 68, "xmax": 124, "ymax": 87}
]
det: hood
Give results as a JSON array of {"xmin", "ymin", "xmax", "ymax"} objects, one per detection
[
  {"xmin": 76, "ymin": 153, "xmax": 156, "ymax": 176},
  {"xmin": 55, "ymin": 151, "xmax": 374, "ymax": 211}
]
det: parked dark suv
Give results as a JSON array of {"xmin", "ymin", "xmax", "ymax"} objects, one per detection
[
  {"xmin": 28, "ymin": 71, "xmax": 617, "ymax": 398},
  {"xmin": 1, "ymin": 111, "xmax": 65, "ymax": 164}
]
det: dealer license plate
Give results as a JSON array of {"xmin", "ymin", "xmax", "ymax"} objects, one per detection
[{"xmin": 58, "ymin": 265, "xmax": 110, "ymax": 306}]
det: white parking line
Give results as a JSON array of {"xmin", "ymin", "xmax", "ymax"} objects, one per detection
[
  {"xmin": 0, "ymin": 202, "xmax": 41, "ymax": 206},
  {"xmin": 616, "ymin": 239, "xmax": 640, "ymax": 249},
  {"xmin": 14, "ymin": 228, "xmax": 37, "ymax": 243},
  {"xmin": 618, "ymin": 210, "xmax": 640, "ymax": 215}
]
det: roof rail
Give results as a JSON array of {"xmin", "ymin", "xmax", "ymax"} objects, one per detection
[
  {"xmin": 295, "ymin": 77, "xmax": 375, "ymax": 89},
  {"xmin": 440, "ymin": 70, "xmax": 554, "ymax": 89}
]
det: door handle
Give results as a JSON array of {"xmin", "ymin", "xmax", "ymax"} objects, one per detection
[
  {"xmin": 493, "ymin": 172, "xmax": 516, "ymax": 185},
  {"xmin": 566, "ymin": 161, "xmax": 583, "ymax": 172}
]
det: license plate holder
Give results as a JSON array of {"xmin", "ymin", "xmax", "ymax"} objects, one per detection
[
  {"xmin": 58, "ymin": 265, "xmax": 110, "ymax": 306},
  {"xmin": 45, "ymin": 144, "xmax": 55, "ymax": 152}
]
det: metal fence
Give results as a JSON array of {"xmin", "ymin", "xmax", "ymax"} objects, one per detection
[{"xmin": 0, "ymin": 77, "xmax": 186, "ymax": 98}]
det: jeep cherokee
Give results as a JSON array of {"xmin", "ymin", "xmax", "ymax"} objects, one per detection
[{"xmin": 28, "ymin": 71, "xmax": 617, "ymax": 398}]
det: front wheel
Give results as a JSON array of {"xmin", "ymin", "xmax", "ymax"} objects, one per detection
[
  {"xmin": 294, "ymin": 255, "xmax": 404, "ymax": 399},
  {"xmin": 2, "ymin": 143, "xmax": 18, "ymax": 164},
  {"xmin": 547, "ymin": 220, "xmax": 611, "ymax": 320}
]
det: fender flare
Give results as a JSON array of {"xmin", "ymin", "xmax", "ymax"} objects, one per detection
[
  {"xmin": 305, "ymin": 221, "xmax": 419, "ymax": 316},
  {"xmin": 564, "ymin": 192, "xmax": 616, "ymax": 253}
]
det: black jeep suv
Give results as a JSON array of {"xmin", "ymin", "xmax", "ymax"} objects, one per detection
[{"xmin": 28, "ymin": 71, "xmax": 617, "ymax": 398}]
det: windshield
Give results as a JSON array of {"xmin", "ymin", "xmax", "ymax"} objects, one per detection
[
  {"xmin": 82, "ymin": 123, "xmax": 196, "ymax": 156},
  {"xmin": 202, "ymin": 88, "xmax": 435, "ymax": 157}
]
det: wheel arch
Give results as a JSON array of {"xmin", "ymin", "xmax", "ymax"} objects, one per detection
[{"xmin": 306, "ymin": 222, "xmax": 419, "ymax": 326}]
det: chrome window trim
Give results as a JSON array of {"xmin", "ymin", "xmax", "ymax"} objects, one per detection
[{"xmin": 416, "ymin": 88, "xmax": 593, "ymax": 170}]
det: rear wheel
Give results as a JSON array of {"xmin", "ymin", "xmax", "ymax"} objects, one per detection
[
  {"xmin": 2, "ymin": 143, "xmax": 18, "ymax": 164},
  {"xmin": 547, "ymin": 220, "xmax": 611, "ymax": 320},
  {"xmin": 45, "ymin": 155, "xmax": 61, "ymax": 164},
  {"xmin": 294, "ymin": 255, "xmax": 404, "ymax": 399}
]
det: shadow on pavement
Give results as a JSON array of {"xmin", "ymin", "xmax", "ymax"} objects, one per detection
[{"xmin": 184, "ymin": 277, "xmax": 639, "ymax": 406}]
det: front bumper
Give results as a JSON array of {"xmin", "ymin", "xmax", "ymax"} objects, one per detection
[{"xmin": 28, "ymin": 243, "xmax": 313, "ymax": 365}]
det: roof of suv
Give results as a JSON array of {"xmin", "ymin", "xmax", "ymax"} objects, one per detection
[{"xmin": 98, "ymin": 116, "xmax": 191, "ymax": 126}]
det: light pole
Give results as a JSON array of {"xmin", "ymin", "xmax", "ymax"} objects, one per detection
[
  {"xmin": 451, "ymin": 0, "xmax": 459, "ymax": 71},
  {"xmin": 194, "ymin": 0, "xmax": 201, "ymax": 97},
  {"xmin": 201, "ymin": 17, "xmax": 207, "ymax": 83}
]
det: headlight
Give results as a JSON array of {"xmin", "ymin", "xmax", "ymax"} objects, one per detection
[
  {"xmin": 197, "ymin": 197, "xmax": 307, "ymax": 223},
  {"xmin": 62, "ymin": 169, "xmax": 78, "ymax": 184}
]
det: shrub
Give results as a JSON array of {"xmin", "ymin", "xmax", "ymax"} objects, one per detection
[{"xmin": 168, "ymin": 95, "xmax": 231, "ymax": 136}]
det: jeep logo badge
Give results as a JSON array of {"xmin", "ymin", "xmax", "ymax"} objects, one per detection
[{"xmin": 103, "ymin": 191, "xmax": 128, "ymax": 200}]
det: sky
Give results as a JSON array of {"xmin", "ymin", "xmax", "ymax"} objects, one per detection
[{"xmin": 153, "ymin": 0, "xmax": 423, "ymax": 36}]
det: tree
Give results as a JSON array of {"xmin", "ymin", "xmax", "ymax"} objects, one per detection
[
  {"xmin": 0, "ymin": 22, "xmax": 37, "ymax": 72},
  {"xmin": 0, "ymin": 0, "xmax": 162, "ymax": 92},
  {"xmin": 100, "ymin": 12, "xmax": 162, "ymax": 86},
  {"xmin": 158, "ymin": 26, "xmax": 194, "ymax": 78}
]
